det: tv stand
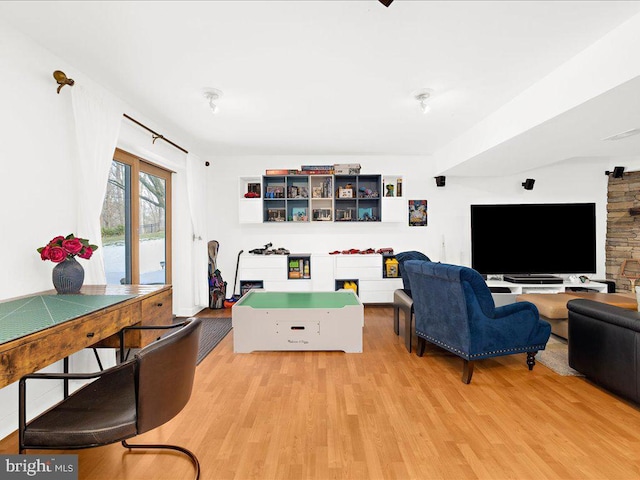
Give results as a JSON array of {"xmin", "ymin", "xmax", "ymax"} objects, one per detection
[
  {"xmin": 486, "ymin": 279, "xmax": 608, "ymax": 297},
  {"xmin": 503, "ymin": 274, "xmax": 563, "ymax": 284}
]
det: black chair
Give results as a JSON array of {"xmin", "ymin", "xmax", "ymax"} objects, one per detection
[
  {"xmin": 19, "ymin": 318, "xmax": 202, "ymax": 479},
  {"xmin": 392, "ymin": 251, "xmax": 431, "ymax": 352}
]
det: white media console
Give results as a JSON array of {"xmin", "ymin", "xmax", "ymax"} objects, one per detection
[{"xmin": 486, "ymin": 279, "xmax": 608, "ymax": 307}]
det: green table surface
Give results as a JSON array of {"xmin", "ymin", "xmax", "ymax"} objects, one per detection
[
  {"xmin": 0, "ymin": 294, "xmax": 136, "ymax": 344},
  {"xmin": 237, "ymin": 291, "xmax": 360, "ymax": 309}
]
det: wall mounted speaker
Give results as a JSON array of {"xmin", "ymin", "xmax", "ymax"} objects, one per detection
[
  {"xmin": 522, "ymin": 178, "xmax": 535, "ymax": 190},
  {"xmin": 605, "ymin": 166, "xmax": 625, "ymax": 178},
  {"xmin": 435, "ymin": 176, "xmax": 446, "ymax": 187}
]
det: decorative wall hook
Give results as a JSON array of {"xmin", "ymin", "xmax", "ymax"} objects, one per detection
[{"xmin": 53, "ymin": 70, "xmax": 75, "ymax": 94}]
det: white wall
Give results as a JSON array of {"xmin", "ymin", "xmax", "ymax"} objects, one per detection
[
  {"xmin": 0, "ymin": 22, "xmax": 203, "ymax": 440},
  {"xmin": 207, "ymin": 155, "xmax": 608, "ymax": 283}
]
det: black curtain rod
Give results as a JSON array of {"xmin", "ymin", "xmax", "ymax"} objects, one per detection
[{"xmin": 123, "ymin": 113, "xmax": 189, "ymax": 154}]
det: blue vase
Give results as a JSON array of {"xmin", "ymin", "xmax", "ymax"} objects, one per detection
[{"xmin": 52, "ymin": 257, "xmax": 85, "ymax": 294}]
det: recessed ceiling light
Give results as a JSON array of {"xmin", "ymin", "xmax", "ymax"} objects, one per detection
[{"xmin": 603, "ymin": 128, "xmax": 640, "ymax": 141}]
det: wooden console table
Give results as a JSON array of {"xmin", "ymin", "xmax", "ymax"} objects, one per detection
[{"xmin": 0, "ymin": 284, "xmax": 172, "ymax": 389}]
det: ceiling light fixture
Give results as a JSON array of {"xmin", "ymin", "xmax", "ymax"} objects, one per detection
[
  {"xmin": 203, "ymin": 88, "xmax": 223, "ymax": 114},
  {"xmin": 414, "ymin": 88, "xmax": 433, "ymax": 114},
  {"xmin": 603, "ymin": 128, "xmax": 640, "ymax": 141}
]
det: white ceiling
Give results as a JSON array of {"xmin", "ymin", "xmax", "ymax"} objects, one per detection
[{"xmin": 2, "ymin": 1, "xmax": 640, "ymax": 172}]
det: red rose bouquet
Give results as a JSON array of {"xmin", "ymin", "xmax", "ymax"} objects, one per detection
[{"xmin": 37, "ymin": 234, "xmax": 98, "ymax": 263}]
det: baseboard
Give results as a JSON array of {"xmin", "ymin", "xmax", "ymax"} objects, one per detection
[{"xmin": 174, "ymin": 306, "xmax": 206, "ymax": 317}]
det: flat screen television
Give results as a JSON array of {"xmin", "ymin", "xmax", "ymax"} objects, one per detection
[{"xmin": 470, "ymin": 203, "xmax": 596, "ymax": 276}]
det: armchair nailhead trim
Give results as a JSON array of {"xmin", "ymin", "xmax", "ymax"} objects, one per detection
[{"xmin": 417, "ymin": 331, "xmax": 546, "ymax": 359}]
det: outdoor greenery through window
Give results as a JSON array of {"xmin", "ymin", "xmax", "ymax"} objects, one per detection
[{"xmin": 101, "ymin": 149, "xmax": 172, "ymax": 285}]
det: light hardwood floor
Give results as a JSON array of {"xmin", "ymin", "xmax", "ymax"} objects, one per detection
[{"xmin": 2, "ymin": 306, "xmax": 640, "ymax": 479}]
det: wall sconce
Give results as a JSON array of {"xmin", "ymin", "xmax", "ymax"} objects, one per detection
[
  {"xmin": 605, "ymin": 166, "xmax": 625, "ymax": 178},
  {"xmin": 435, "ymin": 176, "xmax": 446, "ymax": 187},
  {"xmin": 53, "ymin": 70, "xmax": 74, "ymax": 94},
  {"xmin": 203, "ymin": 88, "xmax": 223, "ymax": 114},
  {"xmin": 522, "ymin": 179, "xmax": 535, "ymax": 190}
]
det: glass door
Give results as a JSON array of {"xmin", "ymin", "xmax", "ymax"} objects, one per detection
[
  {"xmin": 101, "ymin": 149, "xmax": 172, "ymax": 285},
  {"xmin": 101, "ymin": 160, "xmax": 132, "ymax": 285},
  {"xmin": 138, "ymin": 166, "xmax": 170, "ymax": 285}
]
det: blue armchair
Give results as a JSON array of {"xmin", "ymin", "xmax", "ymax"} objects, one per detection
[
  {"xmin": 404, "ymin": 260, "xmax": 551, "ymax": 383},
  {"xmin": 393, "ymin": 251, "xmax": 431, "ymax": 352}
]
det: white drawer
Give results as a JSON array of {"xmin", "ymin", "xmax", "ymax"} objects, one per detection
[
  {"xmin": 359, "ymin": 290, "xmax": 394, "ymax": 304},
  {"xmin": 240, "ymin": 268, "xmax": 285, "ymax": 281},
  {"xmin": 335, "ymin": 266, "xmax": 381, "ymax": 280},
  {"xmin": 241, "ymin": 255, "xmax": 287, "ymax": 269},
  {"xmin": 268, "ymin": 280, "xmax": 312, "ymax": 292},
  {"xmin": 335, "ymin": 255, "xmax": 381, "ymax": 269}
]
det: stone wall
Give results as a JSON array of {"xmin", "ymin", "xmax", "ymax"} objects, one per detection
[{"xmin": 606, "ymin": 171, "xmax": 640, "ymax": 292}]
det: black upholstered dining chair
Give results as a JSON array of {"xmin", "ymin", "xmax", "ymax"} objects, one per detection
[{"xmin": 19, "ymin": 318, "xmax": 202, "ymax": 479}]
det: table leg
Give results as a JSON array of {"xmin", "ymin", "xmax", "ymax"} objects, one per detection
[
  {"xmin": 393, "ymin": 306, "xmax": 400, "ymax": 335},
  {"xmin": 63, "ymin": 357, "xmax": 69, "ymax": 398},
  {"xmin": 403, "ymin": 307, "xmax": 413, "ymax": 353}
]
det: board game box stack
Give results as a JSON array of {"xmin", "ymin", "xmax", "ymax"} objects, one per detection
[{"xmin": 265, "ymin": 164, "xmax": 362, "ymax": 175}]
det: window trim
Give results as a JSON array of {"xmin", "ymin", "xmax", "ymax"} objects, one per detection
[{"xmin": 111, "ymin": 148, "xmax": 172, "ymax": 285}]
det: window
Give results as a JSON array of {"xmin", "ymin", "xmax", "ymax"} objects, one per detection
[{"xmin": 101, "ymin": 149, "xmax": 172, "ymax": 285}]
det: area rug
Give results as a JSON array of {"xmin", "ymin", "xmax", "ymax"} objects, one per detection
[
  {"xmin": 537, "ymin": 336, "xmax": 583, "ymax": 377},
  {"xmin": 174, "ymin": 317, "xmax": 232, "ymax": 365},
  {"xmin": 194, "ymin": 317, "xmax": 232, "ymax": 365}
]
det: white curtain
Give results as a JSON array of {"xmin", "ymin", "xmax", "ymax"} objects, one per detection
[
  {"xmin": 186, "ymin": 153, "xmax": 209, "ymax": 307},
  {"xmin": 71, "ymin": 85, "xmax": 123, "ymax": 284}
]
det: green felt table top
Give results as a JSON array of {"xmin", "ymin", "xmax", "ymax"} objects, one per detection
[
  {"xmin": 236, "ymin": 291, "xmax": 360, "ymax": 309},
  {"xmin": 0, "ymin": 294, "xmax": 136, "ymax": 344}
]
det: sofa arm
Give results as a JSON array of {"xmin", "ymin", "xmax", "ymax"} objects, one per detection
[{"xmin": 567, "ymin": 299, "xmax": 640, "ymax": 333}]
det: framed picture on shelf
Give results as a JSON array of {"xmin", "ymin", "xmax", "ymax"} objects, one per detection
[
  {"xmin": 265, "ymin": 186, "xmax": 284, "ymax": 199},
  {"xmin": 267, "ymin": 208, "xmax": 286, "ymax": 222},
  {"xmin": 313, "ymin": 208, "xmax": 332, "ymax": 221},
  {"xmin": 247, "ymin": 183, "xmax": 261, "ymax": 196},
  {"xmin": 358, "ymin": 207, "xmax": 373, "ymax": 221},
  {"xmin": 291, "ymin": 207, "xmax": 308, "ymax": 221},
  {"xmin": 336, "ymin": 209, "xmax": 354, "ymax": 221},
  {"xmin": 408, "ymin": 200, "xmax": 427, "ymax": 226}
]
